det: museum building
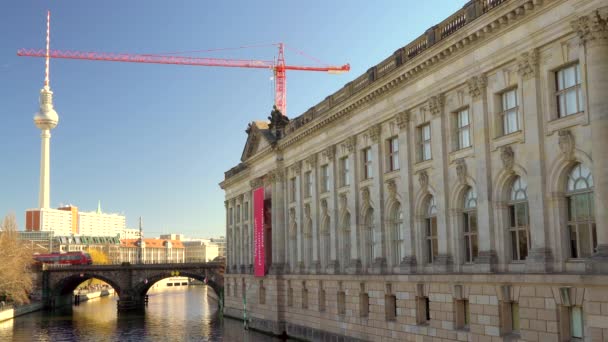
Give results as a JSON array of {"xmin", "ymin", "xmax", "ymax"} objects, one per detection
[{"xmin": 220, "ymin": 0, "xmax": 608, "ymax": 340}]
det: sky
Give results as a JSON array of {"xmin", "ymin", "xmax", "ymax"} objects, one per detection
[{"xmin": 0, "ymin": 1, "xmax": 468, "ymax": 238}]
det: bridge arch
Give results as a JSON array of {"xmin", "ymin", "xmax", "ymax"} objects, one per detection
[
  {"xmin": 130, "ymin": 271, "xmax": 223, "ymax": 300},
  {"xmin": 51, "ymin": 273, "xmax": 122, "ymax": 297}
]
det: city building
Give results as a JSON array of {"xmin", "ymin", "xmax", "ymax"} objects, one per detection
[
  {"xmin": 18, "ymin": 231, "xmax": 54, "ymax": 254},
  {"xmin": 183, "ymin": 239, "xmax": 219, "ymax": 263},
  {"xmin": 121, "ymin": 228, "xmax": 141, "ymax": 240},
  {"xmin": 25, "ymin": 203, "xmax": 126, "ymax": 237},
  {"xmin": 220, "ymin": 1, "xmax": 608, "ymax": 341},
  {"xmin": 159, "ymin": 233, "xmax": 184, "ymax": 241},
  {"xmin": 119, "ymin": 238, "xmax": 185, "ymax": 264},
  {"xmin": 53, "ymin": 235, "xmax": 121, "ymax": 263},
  {"xmin": 210, "ymin": 236, "xmax": 226, "ymax": 258}
]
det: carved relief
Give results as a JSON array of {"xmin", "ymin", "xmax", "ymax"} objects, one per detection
[
  {"xmin": 386, "ymin": 179, "xmax": 397, "ymax": 199},
  {"xmin": 306, "ymin": 154, "xmax": 317, "ymax": 168},
  {"xmin": 250, "ymin": 178, "xmax": 263, "ymax": 189},
  {"xmin": 322, "ymin": 145, "xmax": 336, "ymax": 161},
  {"xmin": 361, "ymin": 187, "xmax": 371, "ymax": 206},
  {"xmin": 368, "ymin": 124, "xmax": 381, "ymax": 143},
  {"xmin": 289, "ymin": 209, "xmax": 297, "ymax": 239},
  {"xmin": 517, "ymin": 49, "xmax": 539, "ymax": 80},
  {"xmin": 558, "ymin": 129, "xmax": 575, "ymax": 161},
  {"xmin": 320, "ymin": 199, "xmax": 329, "ymax": 216},
  {"xmin": 455, "ymin": 158, "xmax": 467, "ymax": 185},
  {"xmin": 339, "ymin": 194, "xmax": 347, "ymax": 211},
  {"xmin": 418, "ymin": 170, "xmax": 429, "ymax": 189},
  {"xmin": 395, "ymin": 110, "xmax": 410, "ymax": 130},
  {"xmin": 428, "ymin": 94, "xmax": 445, "ymax": 116},
  {"xmin": 291, "ymin": 161, "xmax": 302, "ymax": 174},
  {"xmin": 571, "ymin": 7, "xmax": 608, "ymax": 47},
  {"xmin": 467, "ymin": 74, "xmax": 487, "ymax": 99},
  {"xmin": 343, "ymin": 136, "xmax": 356, "ymax": 153},
  {"xmin": 500, "ymin": 146, "xmax": 515, "ymax": 171}
]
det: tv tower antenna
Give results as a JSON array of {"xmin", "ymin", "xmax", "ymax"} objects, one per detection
[{"xmin": 34, "ymin": 10, "xmax": 59, "ymax": 209}]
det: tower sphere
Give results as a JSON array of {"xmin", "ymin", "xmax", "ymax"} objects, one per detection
[{"xmin": 34, "ymin": 88, "xmax": 59, "ymax": 130}]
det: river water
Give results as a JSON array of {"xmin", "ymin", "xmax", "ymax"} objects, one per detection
[{"xmin": 0, "ymin": 286, "xmax": 290, "ymax": 341}]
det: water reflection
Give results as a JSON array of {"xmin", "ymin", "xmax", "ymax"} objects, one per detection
[{"xmin": 0, "ymin": 286, "xmax": 291, "ymax": 341}]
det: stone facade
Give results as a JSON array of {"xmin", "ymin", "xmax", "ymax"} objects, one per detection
[{"xmin": 220, "ymin": 0, "xmax": 608, "ymax": 341}]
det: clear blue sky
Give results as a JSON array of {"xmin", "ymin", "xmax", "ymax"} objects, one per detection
[{"xmin": 0, "ymin": 1, "xmax": 467, "ymax": 237}]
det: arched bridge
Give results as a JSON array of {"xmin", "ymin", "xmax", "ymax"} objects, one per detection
[{"xmin": 40, "ymin": 262, "xmax": 224, "ymax": 311}]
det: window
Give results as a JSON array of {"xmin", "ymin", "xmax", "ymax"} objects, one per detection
[
  {"xmin": 455, "ymin": 108, "xmax": 471, "ymax": 150},
  {"xmin": 360, "ymin": 289, "xmax": 369, "ymax": 317},
  {"xmin": 500, "ymin": 89, "xmax": 519, "ymax": 135},
  {"xmin": 319, "ymin": 285, "xmax": 326, "ymax": 312},
  {"xmin": 387, "ymin": 137, "xmax": 399, "ymax": 171},
  {"xmin": 302, "ymin": 286, "xmax": 308, "ymax": 309},
  {"xmin": 289, "ymin": 177, "xmax": 297, "ymax": 202},
  {"xmin": 339, "ymin": 157, "xmax": 350, "ymax": 187},
  {"xmin": 236, "ymin": 205, "xmax": 241, "ymax": 223},
  {"xmin": 229, "ymin": 207, "xmax": 233, "ymax": 225},
  {"xmin": 566, "ymin": 164, "xmax": 596, "ymax": 258},
  {"xmin": 556, "ymin": 63, "xmax": 584, "ymax": 117},
  {"xmin": 570, "ymin": 306, "xmax": 583, "ymax": 339},
  {"xmin": 425, "ymin": 196, "xmax": 438, "ymax": 264},
  {"xmin": 386, "ymin": 294, "xmax": 397, "ymax": 321},
  {"xmin": 362, "ymin": 148, "xmax": 373, "ymax": 179},
  {"xmin": 463, "ymin": 188, "xmax": 478, "ymax": 263},
  {"xmin": 509, "ymin": 177, "xmax": 530, "ymax": 261},
  {"xmin": 304, "ymin": 171, "xmax": 312, "ymax": 198},
  {"xmin": 511, "ymin": 302, "xmax": 520, "ymax": 332},
  {"xmin": 455, "ymin": 299, "xmax": 470, "ymax": 330},
  {"xmin": 391, "ymin": 204, "xmax": 403, "ymax": 266},
  {"xmin": 337, "ymin": 291, "xmax": 346, "ymax": 315},
  {"xmin": 243, "ymin": 202, "xmax": 249, "ymax": 220},
  {"xmin": 322, "ymin": 215, "xmax": 331, "ymax": 267},
  {"xmin": 321, "ymin": 164, "xmax": 330, "ymax": 193},
  {"xmin": 287, "ymin": 286, "xmax": 293, "ymax": 307},
  {"xmin": 417, "ymin": 295, "xmax": 431, "ymax": 324},
  {"xmin": 364, "ymin": 208, "xmax": 374, "ymax": 267},
  {"xmin": 259, "ymin": 281, "xmax": 266, "ymax": 305},
  {"xmin": 418, "ymin": 124, "xmax": 432, "ymax": 161}
]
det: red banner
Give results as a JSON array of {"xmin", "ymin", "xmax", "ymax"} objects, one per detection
[{"xmin": 253, "ymin": 187, "xmax": 265, "ymax": 277}]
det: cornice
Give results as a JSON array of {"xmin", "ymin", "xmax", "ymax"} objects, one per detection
[{"xmin": 277, "ymin": 0, "xmax": 547, "ymax": 150}]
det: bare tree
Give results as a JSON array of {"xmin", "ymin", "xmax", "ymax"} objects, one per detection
[{"xmin": 0, "ymin": 212, "xmax": 33, "ymax": 304}]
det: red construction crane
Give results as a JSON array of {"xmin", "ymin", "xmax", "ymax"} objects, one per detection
[{"xmin": 17, "ymin": 11, "xmax": 350, "ymax": 116}]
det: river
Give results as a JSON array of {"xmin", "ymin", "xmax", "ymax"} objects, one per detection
[{"xmin": 0, "ymin": 286, "xmax": 291, "ymax": 341}]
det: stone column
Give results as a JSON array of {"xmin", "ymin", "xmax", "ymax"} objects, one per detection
[
  {"xmin": 292, "ymin": 162, "xmax": 305, "ymax": 273},
  {"xmin": 224, "ymin": 200, "xmax": 230, "ymax": 273},
  {"xmin": 306, "ymin": 155, "xmax": 321, "ymax": 273},
  {"xmin": 572, "ymin": 8, "xmax": 608, "ymax": 272},
  {"xmin": 396, "ymin": 111, "xmax": 417, "ymax": 273},
  {"xmin": 428, "ymin": 95, "xmax": 453, "ymax": 272},
  {"xmin": 323, "ymin": 145, "xmax": 340, "ymax": 274},
  {"xmin": 467, "ymin": 74, "xmax": 497, "ymax": 272},
  {"xmin": 237, "ymin": 194, "xmax": 244, "ymax": 272},
  {"xmin": 344, "ymin": 136, "xmax": 363, "ymax": 274},
  {"xmin": 517, "ymin": 49, "xmax": 552, "ymax": 273},
  {"xmin": 230, "ymin": 198, "xmax": 237, "ymax": 272},
  {"xmin": 368, "ymin": 124, "xmax": 388, "ymax": 274}
]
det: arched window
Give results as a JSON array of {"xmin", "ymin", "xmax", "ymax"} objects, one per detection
[
  {"xmin": 364, "ymin": 208, "xmax": 374, "ymax": 268},
  {"xmin": 463, "ymin": 188, "xmax": 478, "ymax": 263},
  {"xmin": 341, "ymin": 212, "xmax": 351, "ymax": 270},
  {"xmin": 391, "ymin": 203, "xmax": 403, "ymax": 266},
  {"xmin": 304, "ymin": 218, "xmax": 312, "ymax": 269},
  {"xmin": 566, "ymin": 164, "xmax": 596, "ymax": 258},
  {"xmin": 509, "ymin": 177, "xmax": 529, "ymax": 261},
  {"xmin": 425, "ymin": 196, "xmax": 438, "ymax": 264}
]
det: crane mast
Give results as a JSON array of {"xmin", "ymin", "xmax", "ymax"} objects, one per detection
[{"xmin": 18, "ymin": 12, "xmax": 350, "ymax": 116}]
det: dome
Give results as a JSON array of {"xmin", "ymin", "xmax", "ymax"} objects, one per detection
[{"xmin": 34, "ymin": 88, "xmax": 59, "ymax": 130}]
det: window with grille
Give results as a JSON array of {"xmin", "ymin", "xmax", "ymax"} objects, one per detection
[
  {"xmin": 500, "ymin": 89, "xmax": 519, "ymax": 135},
  {"xmin": 339, "ymin": 157, "xmax": 350, "ymax": 187},
  {"xmin": 556, "ymin": 63, "xmax": 584, "ymax": 117},
  {"xmin": 566, "ymin": 164, "xmax": 596, "ymax": 258},
  {"xmin": 289, "ymin": 177, "xmax": 297, "ymax": 202},
  {"xmin": 456, "ymin": 109, "xmax": 471, "ymax": 149},
  {"xmin": 363, "ymin": 148, "xmax": 373, "ymax": 179},
  {"xmin": 364, "ymin": 208, "xmax": 374, "ymax": 267},
  {"xmin": 509, "ymin": 177, "xmax": 530, "ymax": 261},
  {"xmin": 321, "ymin": 165, "xmax": 330, "ymax": 193},
  {"xmin": 387, "ymin": 137, "xmax": 400, "ymax": 171},
  {"xmin": 418, "ymin": 124, "xmax": 432, "ymax": 161},
  {"xmin": 463, "ymin": 188, "xmax": 478, "ymax": 263},
  {"xmin": 425, "ymin": 196, "xmax": 438, "ymax": 264},
  {"xmin": 304, "ymin": 171, "xmax": 312, "ymax": 198},
  {"xmin": 391, "ymin": 204, "xmax": 403, "ymax": 266}
]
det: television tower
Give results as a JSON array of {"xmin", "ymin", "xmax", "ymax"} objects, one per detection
[{"xmin": 34, "ymin": 11, "xmax": 59, "ymax": 209}]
